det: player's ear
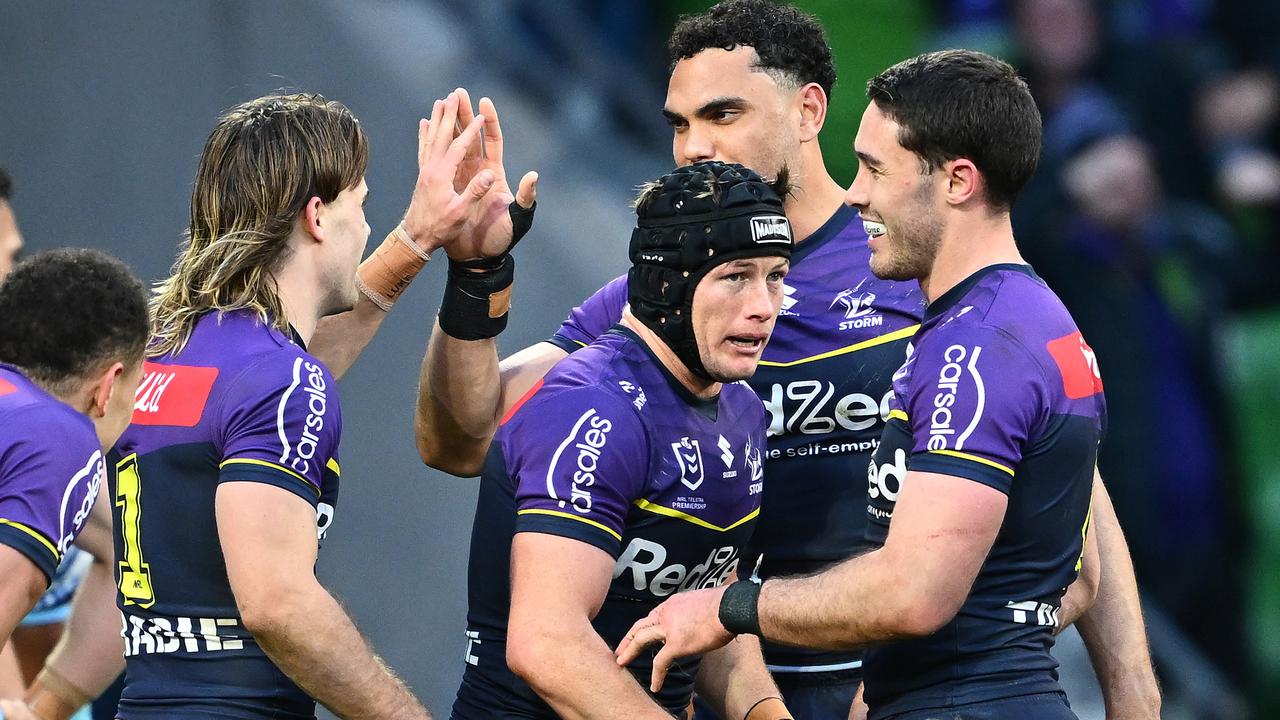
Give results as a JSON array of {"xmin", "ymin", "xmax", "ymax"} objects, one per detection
[
  {"xmin": 796, "ymin": 82, "xmax": 827, "ymax": 143},
  {"xmin": 300, "ymin": 196, "xmax": 326, "ymax": 243},
  {"xmin": 943, "ymin": 158, "xmax": 981, "ymax": 206},
  {"xmin": 88, "ymin": 361, "xmax": 127, "ymax": 419}
]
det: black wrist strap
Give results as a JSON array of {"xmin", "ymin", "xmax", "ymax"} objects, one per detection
[
  {"xmin": 438, "ymin": 255, "xmax": 515, "ymax": 341},
  {"xmin": 718, "ymin": 579, "xmax": 762, "ymax": 636}
]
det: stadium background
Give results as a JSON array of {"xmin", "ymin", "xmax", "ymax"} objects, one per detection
[{"xmin": 2, "ymin": 1, "xmax": 1277, "ymax": 717}]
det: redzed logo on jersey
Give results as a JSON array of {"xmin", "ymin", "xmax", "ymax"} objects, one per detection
[
  {"xmin": 131, "ymin": 363, "xmax": 220, "ymax": 427},
  {"xmin": 1046, "ymin": 331, "xmax": 1103, "ymax": 399},
  {"xmin": 0, "ymin": 378, "xmax": 15, "ymax": 398}
]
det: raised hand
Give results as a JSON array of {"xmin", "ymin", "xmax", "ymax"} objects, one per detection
[
  {"xmin": 440, "ymin": 90, "xmax": 539, "ymax": 262},
  {"xmin": 400, "ymin": 91, "xmax": 494, "ymax": 253}
]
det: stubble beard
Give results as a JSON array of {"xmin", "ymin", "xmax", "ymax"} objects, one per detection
[{"xmin": 869, "ymin": 187, "xmax": 943, "ymax": 283}]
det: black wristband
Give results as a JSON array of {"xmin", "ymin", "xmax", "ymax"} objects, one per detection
[
  {"xmin": 718, "ymin": 579, "xmax": 762, "ymax": 636},
  {"xmin": 438, "ymin": 255, "xmax": 515, "ymax": 341}
]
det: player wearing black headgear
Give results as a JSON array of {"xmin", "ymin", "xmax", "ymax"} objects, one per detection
[
  {"xmin": 448, "ymin": 161, "xmax": 795, "ymax": 720},
  {"xmin": 628, "ymin": 161, "xmax": 792, "ymax": 380}
]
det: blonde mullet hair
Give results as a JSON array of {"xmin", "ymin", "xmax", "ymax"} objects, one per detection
[{"xmin": 149, "ymin": 93, "xmax": 368, "ymax": 357}]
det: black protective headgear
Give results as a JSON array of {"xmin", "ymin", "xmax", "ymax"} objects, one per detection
[{"xmin": 628, "ymin": 161, "xmax": 792, "ymax": 379}]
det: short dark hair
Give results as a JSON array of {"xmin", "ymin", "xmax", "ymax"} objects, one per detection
[
  {"xmin": 867, "ymin": 49, "xmax": 1042, "ymax": 211},
  {"xmin": 669, "ymin": 0, "xmax": 836, "ymax": 99},
  {"xmin": 0, "ymin": 248, "xmax": 149, "ymax": 395},
  {"xmin": 0, "ymin": 167, "xmax": 11, "ymax": 201}
]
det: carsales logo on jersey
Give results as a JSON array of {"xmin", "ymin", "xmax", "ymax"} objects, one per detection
[
  {"xmin": 280, "ymin": 359, "xmax": 329, "ymax": 476},
  {"xmin": 547, "ymin": 408, "xmax": 614, "ymax": 514},
  {"xmin": 926, "ymin": 344, "xmax": 984, "ymax": 451}
]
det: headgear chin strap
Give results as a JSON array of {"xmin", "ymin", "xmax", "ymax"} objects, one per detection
[{"xmin": 628, "ymin": 161, "xmax": 793, "ymax": 380}]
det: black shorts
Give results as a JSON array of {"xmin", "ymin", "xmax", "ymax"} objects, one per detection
[
  {"xmin": 693, "ymin": 668, "xmax": 861, "ymax": 720},
  {"xmin": 879, "ymin": 692, "xmax": 1075, "ymax": 720}
]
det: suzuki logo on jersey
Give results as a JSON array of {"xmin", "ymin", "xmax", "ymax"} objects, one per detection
[
  {"xmin": 278, "ymin": 359, "xmax": 329, "ymax": 477},
  {"xmin": 56, "ymin": 451, "xmax": 104, "ymax": 554},
  {"xmin": 1046, "ymin": 331, "xmax": 1104, "ymax": 399},
  {"xmin": 717, "ymin": 435, "xmax": 734, "ymax": 468},
  {"xmin": 131, "ymin": 363, "xmax": 219, "ymax": 427},
  {"xmin": 750, "ymin": 215, "xmax": 792, "ymax": 244},
  {"xmin": 831, "ymin": 285, "xmax": 884, "ymax": 331},
  {"xmin": 672, "ymin": 437, "xmax": 705, "ymax": 491},
  {"xmin": 614, "ymin": 538, "xmax": 740, "ymax": 597},
  {"xmin": 867, "ymin": 446, "xmax": 907, "ymax": 503},
  {"xmin": 764, "ymin": 381, "xmax": 891, "ymax": 437},
  {"xmin": 927, "ymin": 344, "xmax": 985, "ymax": 452},
  {"xmin": 547, "ymin": 408, "xmax": 614, "ymax": 514}
]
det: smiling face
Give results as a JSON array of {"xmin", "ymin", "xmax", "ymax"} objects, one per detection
[
  {"xmin": 665, "ymin": 46, "xmax": 798, "ymax": 179},
  {"xmin": 844, "ymin": 102, "xmax": 944, "ymax": 282},
  {"xmin": 690, "ymin": 255, "xmax": 789, "ymax": 383},
  {"xmin": 318, "ymin": 177, "xmax": 370, "ymax": 315}
]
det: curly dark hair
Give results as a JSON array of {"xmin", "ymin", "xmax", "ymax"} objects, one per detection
[
  {"xmin": 668, "ymin": 0, "xmax": 836, "ymax": 99},
  {"xmin": 0, "ymin": 167, "xmax": 11, "ymax": 201},
  {"xmin": 867, "ymin": 50, "xmax": 1042, "ymax": 211},
  {"xmin": 0, "ymin": 248, "xmax": 149, "ymax": 395}
]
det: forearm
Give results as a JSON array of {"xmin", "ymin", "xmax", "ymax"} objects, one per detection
[
  {"xmin": 414, "ymin": 320, "xmax": 501, "ymax": 475},
  {"xmin": 695, "ymin": 635, "xmax": 786, "ymax": 720},
  {"xmin": 758, "ymin": 550, "xmax": 920, "ymax": 650},
  {"xmin": 251, "ymin": 584, "xmax": 428, "ymax": 720},
  {"xmin": 311, "ymin": 295, "xmax": 390, "ymax": 380},
  {"xmin": 37, "ymin": 559, "xmax": 123, "ymax": 700},
  {"xmin": 513, "ymin": 626, "xmax": 671, "ymax": 720},
  {"xmin": 1075, "ymin": 484, "xmax": 1160, "ymax": 717}
]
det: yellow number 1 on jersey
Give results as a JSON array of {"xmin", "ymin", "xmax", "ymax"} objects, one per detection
[{"xmin": 115, "ymin": 454, "xmax": 155, "ymax": 608}]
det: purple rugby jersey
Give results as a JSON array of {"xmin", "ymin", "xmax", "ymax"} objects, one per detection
[
  {"xmin": 864, "ymin": 264, "xmax": 1106, "ymax": 719},
  {"xmin": 547, "ymin": 204, "xmax": 924, "ymax": 674},
  {"xmin": 453, "ymin": 326, "xmax": 768, "ymax": 719},
  {"xmin": 108, "ymin": 310, "xmax": 341, "ymax": 720},
  {"xmin": 0, "ymin": 365, "xmax": 104, "ymax": 583}
]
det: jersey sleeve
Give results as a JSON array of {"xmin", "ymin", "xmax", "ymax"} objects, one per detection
[
  {"xmin": 218, "ymin": 354, "xmax": 342, "ymax": 506},
  {"xmin": 547, "ymin": 274, "xmax": 628, "ymax": 353},
  {"xmin": 902, "ymin": 325, "xmax": 1050, "ymax": 494},
  {"xmin": 0, "ymin": 408, "xmax": 103, "ymax": 582},
  {"xmin": 508, "ymin": 388, "xmax": 647, "ymax": 557}
]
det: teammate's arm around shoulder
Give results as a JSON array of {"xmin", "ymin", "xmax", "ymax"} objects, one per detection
[
  {"xmin": 217, "ymin": 481, "xmax": 429, "ymax": 719},
  {"xmin": 506, "ymin": 533, "xmax": 672, "ymax": 720}
]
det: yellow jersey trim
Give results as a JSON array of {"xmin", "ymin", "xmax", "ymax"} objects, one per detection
[
  {"xmin": 927, "ymin": 449, "xmax": 1015, "ymax": 477},
  {"xmin": 633, "ymin": 499, "xmax": 760, "ymax": 532},
  {"xmin": 0, "ymin": 518, "xmax": 59, "ymax": 561},
  {"xmin": 326, "ymin": 458, "xmax": 341, "ymax": 477},
  {"xmin": 517, "ymin": 509, "xmax": 623, "ymax": 541},
  {"xmin": 758, "ymin": 325, "xmax": 919, "ymax": 368},
  {"xmin": 219, "ymin": 458, "xmax": 321, "ymax": 496},
  {"xmin": 888, "ymin": 409, "xmax": 909, "ymax": 423}
]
